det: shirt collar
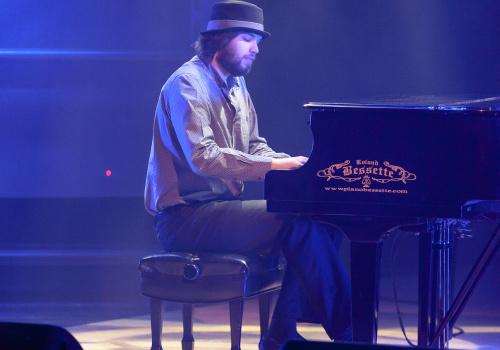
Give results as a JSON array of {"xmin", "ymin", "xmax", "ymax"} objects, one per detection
[{"xmin": 209, "ymin": 63, "xmax": 239, "ymax": 90}]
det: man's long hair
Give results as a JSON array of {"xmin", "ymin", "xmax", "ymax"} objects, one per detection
[{"xmin": 194, "ymin": 32, "xmax": 240, "ymax": 64}]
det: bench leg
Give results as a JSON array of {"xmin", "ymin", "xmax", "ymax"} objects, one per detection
[
  {"xmin": 150, "ymin": 298, "xmax": 164, "ymax": 350},
  {"xmin": 258, "ymin": 293, "xmax": 272, "ymax": 339},
  {"xmin": 182, "ymin": 304, "xmax": 194, "ymax": 350},
  {"xmin": 229, "ymin": 299, "xmax": 244, "ymax": 350}
]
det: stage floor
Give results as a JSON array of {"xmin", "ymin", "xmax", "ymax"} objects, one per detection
[
  {"xmin": 2, "ymin": 223, "xmax": 499, "ymax": 349},
  {"xmin": 5, "ymin": 296, "xmax": 493, "ymax": 350}
]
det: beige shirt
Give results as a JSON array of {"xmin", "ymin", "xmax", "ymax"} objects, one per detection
[{"xmin": 144, "ymin": 56, "xmax": 288, "ymax": 215}]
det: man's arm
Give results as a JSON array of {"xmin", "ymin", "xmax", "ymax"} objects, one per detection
[
  {"xmin": 166, "ymin": 74, "xmax": 273, "ymax": 181},
  {"xmin": 244, "ymin": 87, "xmax": 290, "ymax": 159}
]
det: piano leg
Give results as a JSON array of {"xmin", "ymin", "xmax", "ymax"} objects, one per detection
[
  {"xmin": 418, "ymin": 221, "xmax": 455, "ymax": 348},
  {"xmin": 427, "ymin": 222, "xmax": 500, "ymax": 348},
  {"xmin": 319, "ymin": 215, "xmax": 415, "ymax": 344},
  {"xmin": 350, "ymin": 240, "xmax": 383, "ymax": 344},
  {"xmin": 418, "ymin": 226, "xmax": 433, "ymax": 346}
]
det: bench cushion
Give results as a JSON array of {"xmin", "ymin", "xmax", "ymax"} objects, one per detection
[{"xmin": 138, "ymin": 252, "xmax": 286, "ymax": 303}]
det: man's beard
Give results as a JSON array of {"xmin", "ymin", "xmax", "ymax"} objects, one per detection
[{"xmin": 216, "ymin": 45, "xmax": 255, "ymax": 77}]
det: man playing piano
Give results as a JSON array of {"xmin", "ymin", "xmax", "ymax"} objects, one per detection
[{"xmin": 144, "ymin": 1, "xmax": 352, "ymax": 347}]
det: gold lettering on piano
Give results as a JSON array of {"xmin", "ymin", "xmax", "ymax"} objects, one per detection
[{"xmin": 317, "ymin": 160, "xmax": 416, "ymax": 189}]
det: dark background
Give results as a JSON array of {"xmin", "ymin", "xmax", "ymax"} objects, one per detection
[
  {"xmin": 1, "ymin": 0, "xmax": 499, "ymax": 198},
  {"xmin": 1, "ymin": 0, "xmax": 499, "ymax": 327}
]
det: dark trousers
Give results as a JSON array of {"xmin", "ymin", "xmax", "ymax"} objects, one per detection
[{"xmin": 155, "ymin": 199, "xmax": 352, "ymax": 340}]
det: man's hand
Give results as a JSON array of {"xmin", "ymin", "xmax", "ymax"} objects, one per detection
[{"xmin": 271, "ymin": 156, "xmax": 308, "ymax": 170}]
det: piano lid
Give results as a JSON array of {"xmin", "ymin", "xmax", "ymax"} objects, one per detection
[{"xmin": 304, "ymin": 95, "xmax": 500, "ymax": 112}]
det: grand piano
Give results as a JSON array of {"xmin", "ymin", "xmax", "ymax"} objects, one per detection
[{"xmin": 264, "ymin": 97, "xmax": 500, "ymax": 348}]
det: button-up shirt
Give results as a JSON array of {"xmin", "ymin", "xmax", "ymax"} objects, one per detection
[{"xmin": 144, "ymin": 56, "xmax": 289, "ymax": 215}]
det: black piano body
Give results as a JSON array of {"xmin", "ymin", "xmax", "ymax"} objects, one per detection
[{"xmin": 264, "ymin": 100, "xmax": 500, "ymax": 346}]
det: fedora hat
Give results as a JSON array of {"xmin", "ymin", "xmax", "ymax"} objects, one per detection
[{"xmin": 201, "ymin": 0, "xmax": 270, "ymax": 39}]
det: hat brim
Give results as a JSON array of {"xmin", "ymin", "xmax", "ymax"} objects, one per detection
[{"xmin": 200, "ymin": 27, "xmax": 270, "ymax": 39}]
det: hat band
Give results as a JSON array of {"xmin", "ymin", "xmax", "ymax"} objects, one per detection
[{"xmin": 206, "ymin": 19, "xmax": 264, "ymax": 32}]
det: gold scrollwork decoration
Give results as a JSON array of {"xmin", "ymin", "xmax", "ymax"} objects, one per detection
[
  {"xmin": 371, "ymin": 161, "xmax": 417, "ymax": 184},
  {"xmin": 317, "ymin": 160, "xmax": 361, "ymax": 182}
]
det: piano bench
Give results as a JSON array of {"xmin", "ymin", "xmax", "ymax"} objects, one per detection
[{"xmin": 138, "ymin": 251, "xmax": 286, "ymax": 350}]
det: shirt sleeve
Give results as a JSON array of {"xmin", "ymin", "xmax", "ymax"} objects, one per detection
[
  {"xmin": 246, "ymin": 93, "xmax": 290, "ymax": 159},
  {"xmin": 166, "ymin": 73, "xmax": 275, "ymax": 181}
]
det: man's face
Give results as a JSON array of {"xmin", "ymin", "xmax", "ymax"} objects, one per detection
[{"xmin": 215, "ymin": 32, "xmax": 262, "ymax": 76}]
